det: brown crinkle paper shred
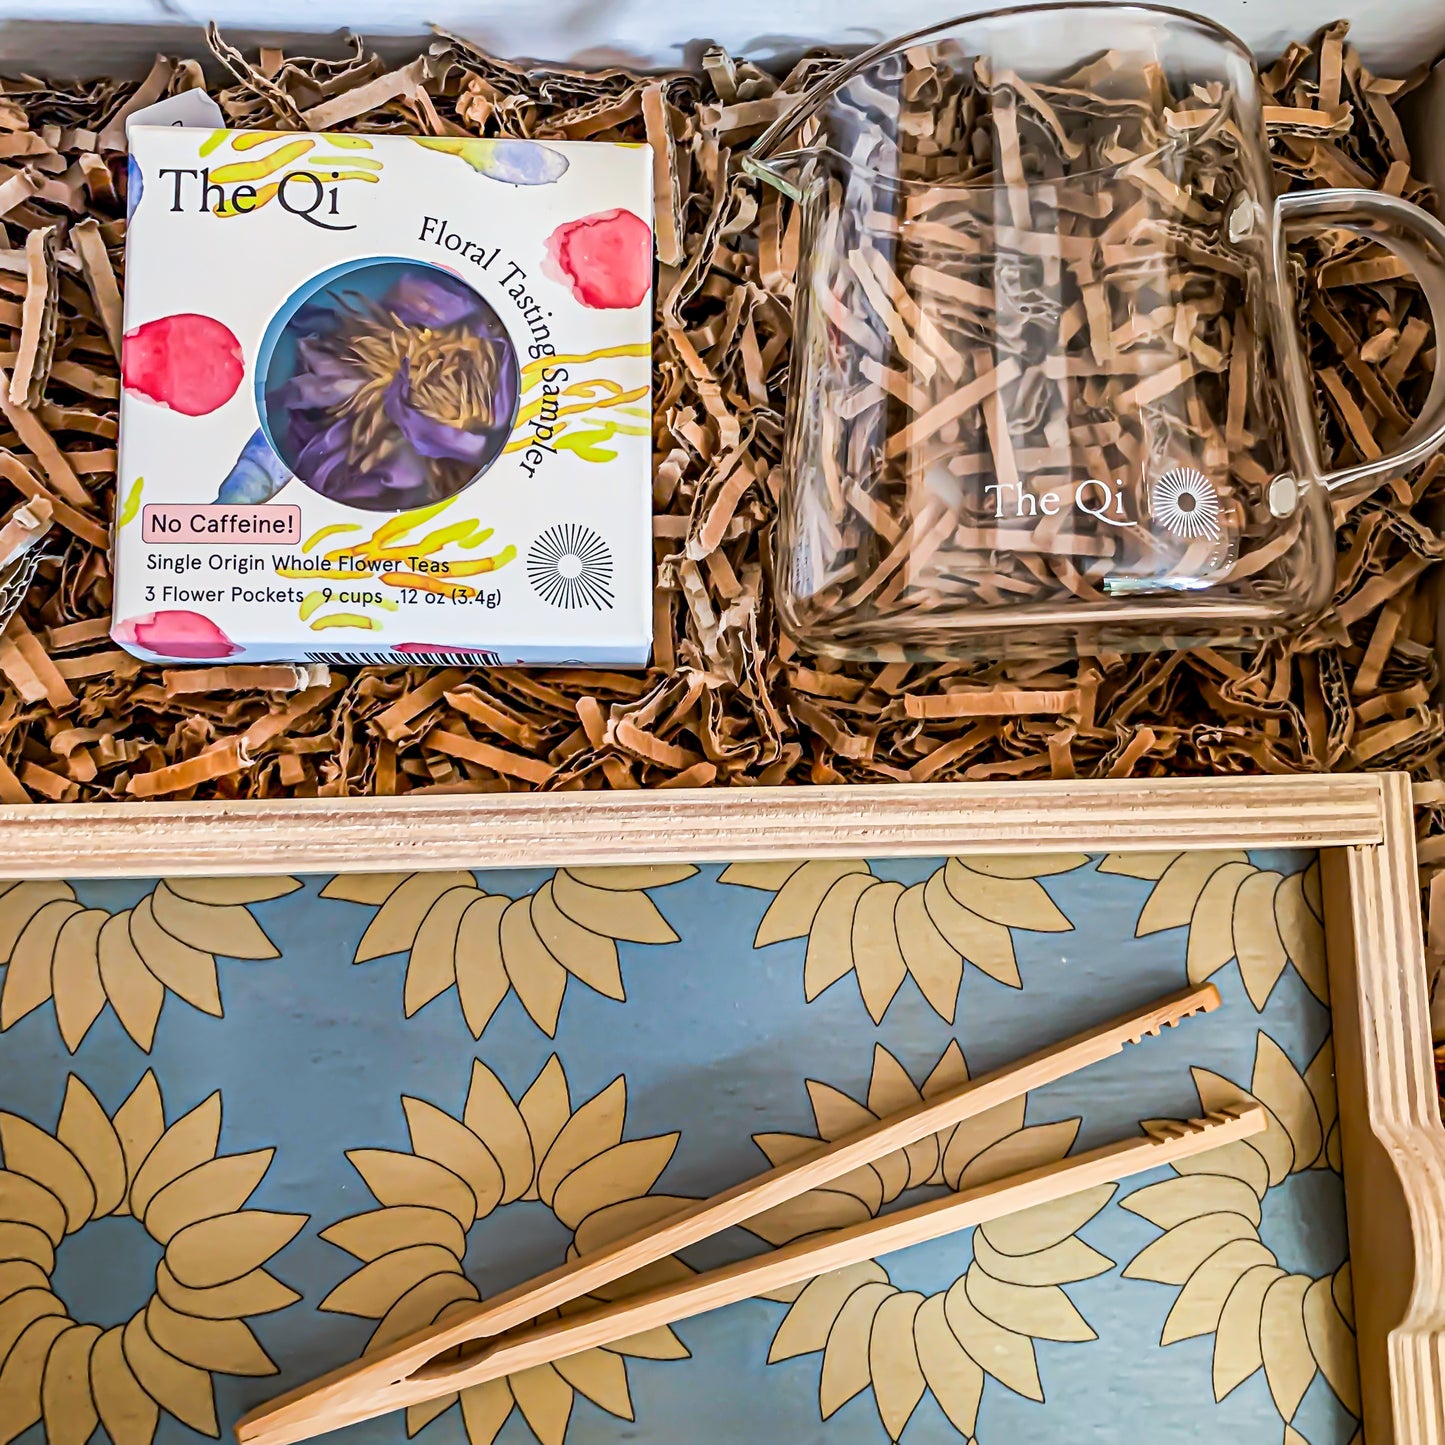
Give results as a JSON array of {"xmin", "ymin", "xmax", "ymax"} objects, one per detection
[{"xmin": 4, "ymin": 27, "xmax": 1445, "ymax": 1018}]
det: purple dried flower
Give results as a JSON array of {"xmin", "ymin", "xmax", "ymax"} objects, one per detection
[{"xmin": 266, "ymin": 264, "xmax": 518, "ymax": 512}]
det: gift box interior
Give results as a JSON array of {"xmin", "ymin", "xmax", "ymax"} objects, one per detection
[{"xmin": 1, "ymin": 7, "xmax": 1445, "ymax": 1445}]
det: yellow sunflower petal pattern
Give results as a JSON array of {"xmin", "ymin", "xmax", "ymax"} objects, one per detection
[
  {"xmin": 0, "ymin": 1288, "xmax": 67, "ymax": 1360},
  {"xmin": 564, "ymin": 866, "xmax": 698, "ymax": 891},
  {"xmin": 1251, "ymin": 1033, "xmax": 1323, "ymax": 1172},
  {"xmin": 1168, "ymin": 1136, "xmax": 1271, "ymax": 1199},
  {"xmin": 345, "ymin": 1150, "xmax": 476, "ymax": 1230},
  {"xmin": 963, "ymin": 1264, "xmax": 1096, "ymax": 1343},
  {"xmin": 508, "ymin": 1363, "xmax": 575, "ymax": 1445},
  {"xmin": 946, "ymin": 1274, "xmax": 1043, "ymax": 1401},
  {"xmin": 1213, "ymin": 1261, "xmax": 1285, "ymax": 1398},
  {"xmin": 1123, "ymin": 1212, "xmax": 1260, "ymax": 1286},
  {"xmin": 320, "ymin": 1205, "xmax": 466, "ymax": 1263},
  {"xmin": 454, "ymin": 894, "xmax": 511, "ymax": 1039},
  {"xmin": 56, "ymin": 1077, "xmax": 127, "ymax": 1219},
  {"xmin": 112, "ymin": 1073, "xmax": 164, "ymax": 1218},
  {"xmin": 553, "ymin": 1345, "xmax": 635, "ymax": 1419},
  {"xmin": 50, "ymin": 909, "xmax": 108, "ymax": 1053},
  {"xmin": 914, "ymin": 1291, "xmax": 984, "ymax": 1436},
  {"xmin": 1136, "ymin": 851, "xmax": 1249, "ymax": 935},
  {"xmin": 150, "ymin": 882, "xmax": 280, "ymax": 960},
  {"xmin": 551, "ymin": 870, "xmax": 678, "ymax": 945},
  {"xmin": 0, "ymin": 1172, "xmax": 66, "ymax": 1248},
  {"xmin": 354, "ymin": 872, "xmax": 476, "ymax": 962},
  {"xmin": 41, "ymin": 1319, "xmax": 101, "ymax": 1445},
  {"xmin": 2, "ymin": 898, "xmax": 82, "ymax": 1029},
  {"xmin": 501, "ymin": 896, "xmax": 569, "ymax": 1036},
  {"xmin": 1305, "ymin": 1039, "xmax": 1339, "ymax": 1171},
  {"xmin": 164, "ymin": 1211, "xmax": 306, "ymax": 1290},
  {"xmin": 145, "ymin": 1296, "xmax": 276, "ymax": 1376},
  {"xmin": 551, "ymin": 1135, "xmax": 679, "ymax": 1230},
  {"xmin": 1275, "ymin": 869, "xmax": 1328, "ymax": 1004},
  {"xmin": 0, "ymin": 883, "xmax": 74, "ymax": 962},
  {"xmin": 319, "ymin": 875, "xmax": 407, "ymax": 907},
  {"xmin": 977, "ymin": 1182, "xmax": 1116, "ymax": 1257},
  {"xmin": 1159, "ymin": 1238, "xmax": 1276, "ymax": 1345},
  {"xmin": 0, "ymin": 1225, "xmax": 54, "ymax": 1273},
  {"xmin": 92, "ymin": 1323, "xmax": 158, "ymax": 1445},
  {"xmin": 1185, "ymin": 861, "xmax": 1255, "ymax": 985},
  {"xmin": 1121, "ymin": 1174, "xmax": 1262, "ymax": 1231},
  {"xmin": 155, "ymin": 1261, "xmax": 300, "ymax": 1321},
  {"xmin": 162, "ymin": 878, "xmax": 300, "ymax": 907},
  {"xmin": 129, "ymin": 1092, "xmax": 221, "ymax": 1220},
  {"xmin": 1260, "ymin": 1273, "xmax": 1315, "ymax": 1422},
  {"xmin": 531, "ymin": 881, "xmax": 625, "ymax": 1000},
  {"xmin": 869, "ymin": 1290, "xmax": 927, "ymax": 1440},
  {"xmin": 717, "ymin": 861, "xmax": 801, "ymax": 891},
  {"xmin": 409, "ymin": 1391, "xmax": 459, "ymax": 1437},
  {"xmin": 944, "ymin": 858, "xmax": 1072, "ymax": 932},
  {"xmin": 956, "ymin": 1119, "xmax": 1081, "ymax": 1192},
  {"xmin": 894, "ymin": 884, "xmax": 963, "ymax": 1023},
  {"xmin": 1191, "ymin": 1066, "xmax": 1293, "ymax": 1185},
  {"xmin": 464, "ymin": 1060, "xmax": 536, "ymax": 1205},
  {"xmin": 536, "ymin": 1076, "xmax": 625, "ymax": 1206},
  {"xmin": 769, "ymin": 1263, "xmax": 890, "ymax": 1362},
  {"xmin": 1303, "ymin": 1273, "xmax": 1360, "ymax": 1416},
  {"xmin": 121, "ymin": 1309, "xmax": 217, "ymax": 1435},
  {"xmin": 0, "ymin": 1114, "xmax": 94, "ymax": 1233},
  {"xmin": 405, "ymin": 887, "xmax": 476, "ymax": 1018},
  {"xmin": 954, "ymin": 855, "xmax": 1090, "ymax": 879},
  {"xmin": 459, "ymin": 1378, "xmax": 514, "ymax": 1445},
  {"xmin": 98, "ymin": 915, "xmax": 165, "ymax": 1053},
  {"xmin": 403, "ymin": 1098, "xmax": 503, "ymax": 1221},
  {"xmin": 972, "ymin": 1231, "xmax": 1114, "ymax": 1288},
  {"xmin": 571, "ymin": 1195, "xmax": 694, "ymax": 1257},
  {"xmin": 751, "ymin": 860, "xmax": 870, "ymax": 947},
  {"xmin": 0, "ymin": 1263, "xmax": 50, "ymax": 1309},
  {"xmin": 368, "ymin": 1274, "xmax": 479, "ymax": 1356},
  {"xmin": 746, "ymin": 1189, "xmax": 872, "ymax": 1246},
  {"xmin": 319, "ymin": 1243, "xmax": 462, "ymax": 1319},
  {"xmin": 1334, "ymin": 1261, "xmax": 1354, "ymax": 1329},
  {"xmin": 144, "ymin": 1151, "xmax": 274, "ymax": 1245},
  {"xmin": 601, "ymin": 1323, "xmax": 689, "ymax": 1359},
  {"xmin": 924, "ymin": 870, "xmax": 1019, "ymax": 988},
  {"xmin": 941, "ymin": 1095, "xmax": 1027, "ymax": 1191},
  {"xmin": 850, "ymin": 880, "xmax": 908, "ymax": 1023},
  {"xmin": 129, "ymin": 897, "xmax": 222, "ymax": 1018},
  {"xmin": 819, "ymin": 1279, "xmax": 895, "ymax": 1418},
  {"xmin": 0, "ymin": 1314, "xmax": 73, "ymax": 1445},
  {"xmin": 803, "ymin": 874, "xmax": 877, "ymax": 1002},
  {"xmin": 518, "ymin": 1056, "xmax": 572, "ymax": 1201},
  {"xmin": 1232, "ymin": 870, "xmax": 1290, "ymax": 1010}
]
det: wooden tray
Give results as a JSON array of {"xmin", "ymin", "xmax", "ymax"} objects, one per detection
[{"xmin": 0, "ymin": 773, "xmax": 1439, "ymax": 1445}]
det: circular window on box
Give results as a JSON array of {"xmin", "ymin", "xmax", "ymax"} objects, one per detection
[{"xmin": 256, "ymin": 257, "xmax": 520, "ymax": 513}]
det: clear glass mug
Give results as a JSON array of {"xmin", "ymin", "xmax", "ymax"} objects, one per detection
[{"xmin": 744, "ymin": 3, "xmax": 1445, "ymax": 661}]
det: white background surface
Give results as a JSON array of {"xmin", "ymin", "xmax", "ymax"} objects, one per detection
[{"xmin": 6, "ymin": 0, "xmax": 1445, "ymax": 77}]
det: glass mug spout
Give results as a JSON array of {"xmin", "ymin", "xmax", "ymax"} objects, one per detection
[{"xmin": 750, "ymin": 3, "xmax": 1445, "ymax": 662}]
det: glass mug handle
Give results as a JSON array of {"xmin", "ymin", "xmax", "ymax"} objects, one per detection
[{"xmin": 1274, "ymin": 187, "xmax": 1445, "ymax": 503}]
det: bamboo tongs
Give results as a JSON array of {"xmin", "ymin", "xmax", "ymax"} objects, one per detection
[{"xmin": 238, "ymin": 981, "xmax": 1260, "ymax": 1445}]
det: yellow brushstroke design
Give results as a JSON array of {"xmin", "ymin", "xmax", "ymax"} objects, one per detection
[
  {"xmin": 303, "ymin": 523, "xmax": 362, "ymax": 553},
  {"xmin": 300, "ymin": 591, "xmax": 327, "ymax": 620},
  {"xmin": 229, "ymin": 130, "xmax": 293, "ymax": 152},
  {"xmin": 117, "ymin": 476, "xmax": 144, "ymax": 527},
  {"xmin": 520, "ymin": 342, "xmax": 649, "ymax": 387},
  {"xmin": 208, "ymin": 138, "xmax": 316, "ymax": 184},
  {"xmin": 309, "ymin": 612, "xmax": 382, "ymax": 631}
]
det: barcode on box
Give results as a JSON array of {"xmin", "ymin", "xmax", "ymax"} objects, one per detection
[{"xmin": 303, "ymin": 649, "xmax": 503, "ymax": 666}]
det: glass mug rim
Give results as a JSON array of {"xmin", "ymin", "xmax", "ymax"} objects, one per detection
[{"xmin": 746, "ymin": 1, "xmax": 1260, "ymax": 193}]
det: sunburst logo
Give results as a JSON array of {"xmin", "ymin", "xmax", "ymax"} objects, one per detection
[
  {"xmin": 527, "ymin": 523, "xmax": 615, "ymax": 610},
  {"xmin": 1150, "ymin": 467, "xmax": 1220, "ymax": 541}
]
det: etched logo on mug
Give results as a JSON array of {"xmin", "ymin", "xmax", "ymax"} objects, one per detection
[{"xmin": 1150, "ymin": 467, "xmax": 1220, "ymax": 541}]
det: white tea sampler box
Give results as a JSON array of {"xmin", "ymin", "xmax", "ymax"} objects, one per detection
[{"xmin": 112, "ymin": 125, "xmax": 654, "ymax": 665}]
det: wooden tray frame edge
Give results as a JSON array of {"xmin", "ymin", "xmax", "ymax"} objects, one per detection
[{"xmin": 0, "ymin": 770, "xmax": 1440, "ymax": 1444}]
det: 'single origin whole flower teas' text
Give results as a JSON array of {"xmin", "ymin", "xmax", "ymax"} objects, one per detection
[{"xmin": 112, "ymin": 126, "xmax": 655, "ymax": 666}]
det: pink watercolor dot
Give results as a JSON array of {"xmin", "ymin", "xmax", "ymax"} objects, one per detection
[
  {"xmin": 543, "ymin": 209, "xmax": 652, "ymax": 310},
  {"xmin": 113, "ymin": 610, "xmax": 240, "ymax": 659},
  {"xmin": 122, "ymin": 314, "xmax": 245, "ymax": 417}
]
